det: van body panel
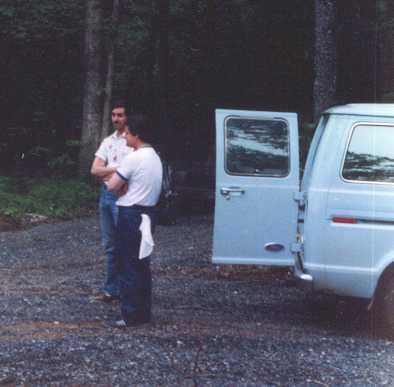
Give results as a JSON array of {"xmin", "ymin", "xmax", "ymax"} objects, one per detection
[
  {"xmin": 317, "ymin": 115, "xmax": 394, "ymax": 298},
  {"xmin": 213, "ymin": 109, "xmax": 299, "ymax": 266},
  {"xmin": 301, "ymin": 115, "xmax": 351, "ymax": 290},
  {"xmin": 300, "ymin": 115, "xmax": 328, "ymax": 192},
  {"xmin": 324, "ymin": 104, "xmax": 394, "ymax": 117},
  {"xmin": 213, "ymin": 104, "xmax": 394, "ymax": 302}
]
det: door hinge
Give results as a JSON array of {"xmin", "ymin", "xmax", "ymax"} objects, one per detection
[
  {"xmin": 293, "ymin": 191, "xmax": 306, "ymax": 207},
  {"xmin": 291, "ymin": 242, "xmax": 304, "ymax": 254}
]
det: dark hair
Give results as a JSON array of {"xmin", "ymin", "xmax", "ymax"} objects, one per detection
[
  {"xmin": 127, "ymin": 114, "xmax": 154, "ymax": 143},
  {"xmin": 111, "ymin": 100, "xmax": 130, "ymax": 116}
]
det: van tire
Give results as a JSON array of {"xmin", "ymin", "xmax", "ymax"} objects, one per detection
[{"xmin": 374, "ymin": 275, "xmax": 394, "ymax": 337}]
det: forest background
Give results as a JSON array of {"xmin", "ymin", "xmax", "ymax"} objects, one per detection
[{"xmin": 0, "ymin": 0, "xmax": 392, "ymax": 221}]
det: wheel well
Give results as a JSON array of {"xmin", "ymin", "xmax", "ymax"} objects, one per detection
[
  {"xmin": 375, "ymin": 263, "xmax": 394, "ymax": 298},
  {"xmin": 371, "ymin": 263, "xmax": 394, "ymax": 334}
]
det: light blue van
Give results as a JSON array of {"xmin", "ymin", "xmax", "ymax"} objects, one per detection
[{"xmin": 213, "ymin": 104, "xmax": 394, "ymax": 331}]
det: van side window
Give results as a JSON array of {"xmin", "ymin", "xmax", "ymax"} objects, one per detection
[
  {"xmin": 225, "ymin": 117, "xmax": 290, "ymax": 177},
  {"xmin": 342, "ymin": 124, "xmax": 394, "ymax": 183}
]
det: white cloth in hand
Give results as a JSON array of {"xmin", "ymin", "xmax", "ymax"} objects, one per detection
[{"xmin": 139, "ymin": 214, "xmax": 154, "ymax": 259}]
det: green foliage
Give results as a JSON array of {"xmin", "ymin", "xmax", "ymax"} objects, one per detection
[
  {"xmin": 0, "ymin": 0, "xmax": 84, "ymax": 43},
  {"xmin": 13, "ymin": 140, "xmax": 81, "ymax": 178},
  {"xmin": 47, "ymin": 153, "xmax": 76, "ymax": 173},
  {"xmin": 65, "ymin": 140, "xmax": 81, "ymax": 148},
  {"xmin": 0, "ymin": 177, "xmax": 17, "ymax": 194},
  {"xmin": 26, "ymin": 146, "xmax": 50, "ymax": 158},
  {"xmin": 0, "ymin": 0, "xmax": 388, "ymax": 176},
  {"xmin": 0, "ymin": 177, "xmax": 99, "ymax": 220}
]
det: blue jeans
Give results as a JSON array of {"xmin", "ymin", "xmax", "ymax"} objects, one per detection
[
  {"xmin": 99, "ymin": 185, "xmax": 120, "ymax": 297},
  {"xmin": 115, "ymin": 205, "xmax": 157, "ymax": 322}
]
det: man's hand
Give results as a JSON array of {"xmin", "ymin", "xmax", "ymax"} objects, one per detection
[
  {"xmin": 103, "ymin": 171, "xmax": 115, "ymax": 182},
  {"xmin": 118, "ymin": 183, "xmax": 129, "ymax": 197},
  {"xmin": 91, "ymin": 157, "xmax": 117, "ymax": 180},
  {"xmin": 107, "ymin": 173, "xmax": 127, "ymax": 196}
]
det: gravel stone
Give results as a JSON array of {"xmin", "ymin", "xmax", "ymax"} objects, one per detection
[{"xmin": 0, "ymin": 214, "xmax": 393, "ymax": 386}]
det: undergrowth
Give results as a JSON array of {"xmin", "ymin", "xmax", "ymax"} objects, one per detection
[{"xmin": 0, "ymin": 176, "xmax": 99, "ymax": 220}]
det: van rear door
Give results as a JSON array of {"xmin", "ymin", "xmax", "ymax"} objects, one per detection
[{"xmin": 213, "ymin": 109, "xmax": 299, "ymax": 266}]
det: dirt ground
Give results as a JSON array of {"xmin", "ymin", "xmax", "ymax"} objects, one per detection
[{"xmin": 0, "ymin": 215, "xmax": 394, "ymax": 386}]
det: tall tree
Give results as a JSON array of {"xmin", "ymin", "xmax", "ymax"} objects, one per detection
[
  {"xmin": 336, "ymin": 1, "xmax": 378, "ymax": 103},
  {"xmin": 156, "ymin": 0, "xmax": 169, "ymax": 147},
  {"xmin": 313, "ymin": 0, "xmax": 337, "ymax": 121},
  {"xmin": 147, "ymin": 0, "xmax": 158, "ymax": 114},
  {"xmin": 203, "ymin": 0, "xmax": 216, "ymax": 124},
  {"xmin": 376, "ymin": 0, "xmax": 392, "ymax": 101},
  {"xmin": 79, "ymin": 0, "xmax": 104, "ymax": 177},
  {"xmin": 101, "ymin": 0, "xmax": 121, "ymax": 138}
]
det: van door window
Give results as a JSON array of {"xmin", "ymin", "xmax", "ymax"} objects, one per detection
[
  {"xmin": 342, "ymin": 124, "xmax": 394, "ymax": 183},
  {"xmin": 225, "ymin": 117, "xmax": 290, "ymax": 177}
]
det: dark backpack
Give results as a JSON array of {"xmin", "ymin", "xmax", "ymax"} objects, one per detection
[{"xmin": 157, "ymin": 160, "xmax": 177, "ymax": 225}]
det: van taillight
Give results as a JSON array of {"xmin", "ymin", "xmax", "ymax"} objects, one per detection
[{"xmin": 332, "ymin": 217, "xmax": 357, "ymax": 224}]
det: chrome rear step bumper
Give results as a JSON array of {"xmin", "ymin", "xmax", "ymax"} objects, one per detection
[{"xmin": 294, "ymin": 256, "xmax": 313, "ymax": 290}]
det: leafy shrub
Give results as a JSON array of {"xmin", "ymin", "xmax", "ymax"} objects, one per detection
[
  {"xmin": 0, "ymin": 177, "xmax": 99, "ymax": 220},
  {"xmin": 0, "ymin": 176, "xmax": 16, "ymax": 193}
]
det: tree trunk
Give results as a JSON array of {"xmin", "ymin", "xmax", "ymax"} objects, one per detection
[
  {"xmin": 203, "ymin": 0, "xmax": 216, "ymax": 129},
  {"xmin": 313, "ymin": 0, "xmax": 337, "ymax": 121},
  {"xmin": 101, "ymin": 0, "xmax": 120, "ymax": 139},
  {"xmin": 147, "ymin": 0, "xmax": 158, "ymax": 114},
  {"xmin": 378, "ymin": 0, "xmax": 394, "ymax": 101},
  {"xmin": 336, "ymin": 1, "xmax": 378, "ymax": 103},
  {"xmin": 156, "ymin": 0, "xmax": 169, "ymax": 148},
  {"xmin": 79, "ymin": 0, "xmax": 104, "ymax": 177}
]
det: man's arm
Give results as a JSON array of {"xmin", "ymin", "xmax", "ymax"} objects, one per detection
[
  {"xmin": 106, "ymin": 172, "xmax": 128, "ymax": 196},
  {"xmin": 90, "ymin": 157, "xmax": 117, "ymax": 180}
]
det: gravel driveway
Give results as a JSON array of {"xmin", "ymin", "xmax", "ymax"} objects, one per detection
[{"xmin": 0, "ymin": 214, "xmax": 393, "ymax": 386}]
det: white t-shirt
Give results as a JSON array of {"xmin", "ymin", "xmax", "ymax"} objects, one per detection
[
  {"xmin": 116, "ymin": 147, "xmax": 163, "ymax": 207},
  {"xmin": 95, "ymin": 131, "xmax": 131, "ymax": 168}
]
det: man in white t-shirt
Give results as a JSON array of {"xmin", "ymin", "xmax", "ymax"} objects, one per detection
[
  {"xmin": 107, "ymin": 114, "xmax": 163, "ymax": 328},
  {"xmin": 91, "ymin": 101, "xmax": 132, "ymax": 302}
]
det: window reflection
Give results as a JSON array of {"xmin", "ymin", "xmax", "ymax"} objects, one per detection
[
  {"xmin": 343, "ymin": 124, "xmax": 394, "ymax": 183},
  {"xmin": 225, "ymin": 118, "xmax": 289, "ymax": 177}
]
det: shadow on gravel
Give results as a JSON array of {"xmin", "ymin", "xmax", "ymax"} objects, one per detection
[
  {"xmin": 301, "ymin": 295, "xmax": 371, "ymax": 334},
  {"xmin": 1, "ymin": 215, "xmax": 394, "ymax": 386},
  {"xmin": 181, "ymin": 264, "xmax": 392, "ymax": 341}
]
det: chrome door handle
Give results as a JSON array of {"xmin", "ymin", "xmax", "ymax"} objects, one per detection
[{"xmin": 220, "ymin": 187, "xmax": 245, "ymax": 200}]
